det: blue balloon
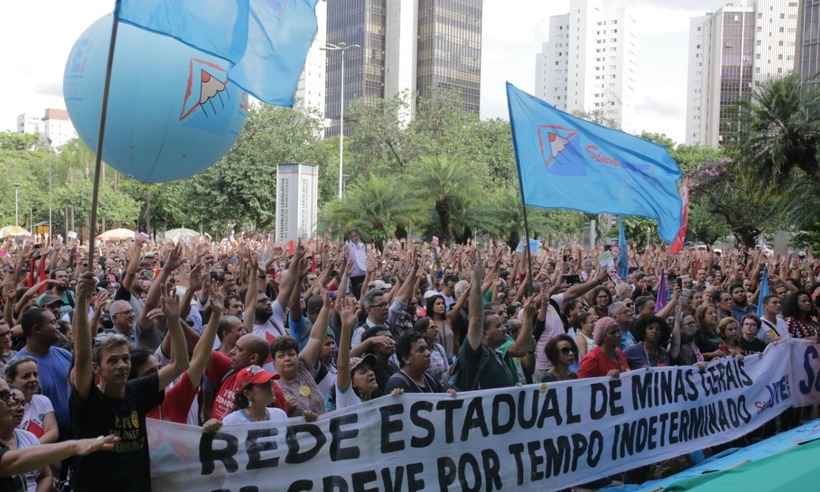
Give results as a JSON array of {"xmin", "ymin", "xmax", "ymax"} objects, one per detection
[{"xmin": 63, "ymin": 15, "xmax": 248, "ymax": 183}]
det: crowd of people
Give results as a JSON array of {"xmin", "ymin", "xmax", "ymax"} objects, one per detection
[{"xmin": 0, "ymin": 231, "xmax": 818, "ymax": 491}]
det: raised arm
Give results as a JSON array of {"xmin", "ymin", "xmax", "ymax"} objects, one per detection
[
  {"xmin": 275, "ymin": 244, "xmax": 304, "ymax": 307},
  {"xmin": 563, "ymin": 269, "xmax": 607, "ymax": 302},
  {"xmin": 393, "ymin": 249, "xmax": 419, "ymax": 305},
  {"xmin": 670, "ymin": 305, "xmax": 682, "ymax": 360},
  {"xmin": 121, "ymin": 239, "xmax": 142, "ymax": 292},
  {"xmin": 137, "ymin": 243, "xmax": 183, "ymax": 332},
  {"xmin": 336, "ymin": 296, "xmax": 358, "ymax": 392},
  {"xmin": 467, "ymin": 252, "xmax": 485, "ymax": 351},
  {"xmin": 180, "ymin": 263, "xmax": 203, "ymax": 320},
  {"xmin": 187, "ymin": 290, "xmax": 223, "ymax": 388},
  {"xmin": 156, "ymin": 283, "xmax": 189, "ymax": 391},
  {"xmin": 242, "ymin": 261, "xmax": 257, "ymax": 335},
  {"xmin": 507, "ymin": 295, "xmax": 536, "ymax": 357},
  {"xmin": 300, "ymin": 293, "xmax": 329, "ymax": 368},
  {"xmin": 71, "ymin": 272, "xmax": 96, "ymax": 400}
]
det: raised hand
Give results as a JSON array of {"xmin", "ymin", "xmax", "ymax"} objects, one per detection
[
  {"xmin": 76, "ymin": 272, "xmax": 96, "ymax": 303},
  {"xmin": 161, "ymin": 283, "xmax": 181, "ymax": 319},
  {"xmin": 164, "ymin": 243, "xmax": 184, "ymax": 273},
  {"xmin": 337, "ymin": 296, "xmax": 358, "ymax": 329}
]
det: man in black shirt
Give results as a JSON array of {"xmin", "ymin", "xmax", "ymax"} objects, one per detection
[{"xmin": 70, "ymin": 270, "xmax": 189, "ymax": 492}]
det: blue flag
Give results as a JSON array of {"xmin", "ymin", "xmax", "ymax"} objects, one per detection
[
  {"xmin": 757, "ymin": 267, "xmax": 769, "ymax": 318},
  {"xmin": 118, "ymin": 0, "xmax": 318, "ymax": 106},
  {"xmin": 617, "ymin": 217, "xmax": 629, "ymax": 280},
  {"xmin": 506, "ymin": 83, "xmax": 683, "ymax": 243}
]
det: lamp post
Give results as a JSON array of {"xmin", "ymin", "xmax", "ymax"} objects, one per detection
[
  {"xmin": 321, "ymin": 42, "xmax": 360, "ymax": 199},
  {"xmin": 14, "ymin": 184, "xmax": 20, "ymax": 227}
]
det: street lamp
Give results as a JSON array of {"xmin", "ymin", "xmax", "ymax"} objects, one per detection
[
  {"xmin": 14, "ymin": 184, "xmax": 20, "ymax": 227},
  {"xmin": 321, "ymin": 42, "xmax": 360, "ymax": 199}
]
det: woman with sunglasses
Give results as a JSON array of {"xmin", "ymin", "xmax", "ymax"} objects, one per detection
[
  {"xmin": 0, "ymin": 386, "xmax": 52, "ymax": 492},
  {"xmin": 541, "ymin": 335, "xmax": 579, "ymax": 382}
]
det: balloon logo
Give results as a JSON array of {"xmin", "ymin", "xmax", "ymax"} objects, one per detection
[{"xmin": 63, "ymin": 15, "xmax": 248, "ymax": 183}]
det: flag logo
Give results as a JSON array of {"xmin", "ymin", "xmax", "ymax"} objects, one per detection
[
  {"xmin": 180, "ymin": 58, "xmax": 231, "ymax": 121},
  {"xmin": 536, "ymin": 125, "xmax": 576, "ymax": 167}
]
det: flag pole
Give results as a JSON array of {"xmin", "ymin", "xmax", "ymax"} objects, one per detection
[
  {"xmin": 87, "ymin": 0, "xmax": 122, "ymax": 268},
  {"xmin": 505, "ymin": 83, "xmax": 534, "ymax": 293}
]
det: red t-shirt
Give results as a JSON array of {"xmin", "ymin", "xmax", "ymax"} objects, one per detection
[
  {"xmin": 206, "ymin": 351, "xmax": 289, "ymax": 420},
  {"xmin": 147, "ymin": 372, "xmax": 197, "ymax": 423},
  {"xmin": 577, "ymin": 346, "xmax": 629, "ymax": 378}
]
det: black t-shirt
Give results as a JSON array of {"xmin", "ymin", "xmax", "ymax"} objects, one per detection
[
  {"xmin": 0, "ymin": 446, "xmax": 25, "ymax": 492},
  {"xmin": 740, "ymin": 337, "xmax": 767, "ymax": 354},
  {"xmin": 70, "ymin": 374, "xmax": 164, "ymax": 492},
  {"xmin": 384, "ymin": 370, "xmax": 443, "ymax": 393}
]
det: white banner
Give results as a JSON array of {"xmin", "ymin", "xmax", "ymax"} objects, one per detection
[{"xmin": 149, "ymin": 340, "xmax": 818, "ymax": 492}]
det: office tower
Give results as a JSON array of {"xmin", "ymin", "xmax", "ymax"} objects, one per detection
[
  {"xmin": 534, "ymin": 0, "xmax": 639, "ymax": 132},
  {"xmin": 796, "ymin": 0, "xmax": 820, "ymax": 86},
  {"xmin": 325, "ymin": 0, "xmax": 482, "ymax": 135},
  {"xmin": 686, "ymin": 0, "xmax": 800, "ymax": 146}
]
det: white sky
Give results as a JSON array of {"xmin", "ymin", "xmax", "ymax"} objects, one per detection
[{"xmin": 1, "ymin": 0, "xmax": 720, "ymax": 143}]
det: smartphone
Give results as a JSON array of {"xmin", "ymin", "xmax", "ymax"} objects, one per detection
[{"xmin": 561, "ymin": 274, "xmax": 581, "ymax": 285}]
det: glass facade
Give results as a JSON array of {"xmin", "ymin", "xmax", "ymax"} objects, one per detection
[
  {"xmin": 797, "ymin": 0, "xmax": 820, "ymax": 86},
  {"xmin": 718, "ymin": 11, "xmax": 755, "ymax": 146},
  {"xmin": 325, "ymin": 0, "xmax": 386, "ymax": 136},
  {"xmin": 416, "ymin": 0, "xmax": 483, "ymax": 113},
  {"xmin": 325, "ymin": 0, "xmax": 482, "ymax": 136}
]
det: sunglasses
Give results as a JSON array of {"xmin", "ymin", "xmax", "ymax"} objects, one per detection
[{"xmin": 560, "ymin": 347, "xmax": 576, "ymax": 355}]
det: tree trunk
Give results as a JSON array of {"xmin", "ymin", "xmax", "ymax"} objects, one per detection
[
  {"xmin": 435, "ymin": 198, "xmax": 451, "ymax": 242},
  {"xmin": 394, "ymin": 224, "xmax": 407, "ymax": 240}
]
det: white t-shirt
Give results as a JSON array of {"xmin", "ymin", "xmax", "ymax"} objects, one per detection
[
  {"xmin": 14, "ymin": 428, "xmax": 40, "ymax": 492},
  {"xmin": 535, "ymin": 293, "xmax": 567, "ymax": 372},
  {"xmin": 222, "ymin": 407, "xmax": 288, "ymax": 426},
  {"xmin": 20, "ymin": 394, "xmax": 54, "ymax": 439},
  {"xmin": 252, "ymin": 300, "xmax": 288, "ymax": 343},
  {"xmin": 335, "ymin": 380, "xmax": 362, "ymax": 410}
]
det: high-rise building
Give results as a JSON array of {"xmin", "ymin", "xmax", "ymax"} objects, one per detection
[
  {"xmin": 534, "ymin": 0, "xmax": 639, "ymax": 132},
  {"xmin": 325, "ymin": 0, "xmax": 386, "ymax": 137},
  {"xmin": 325, "ymin": 0, "xmax": 482, "ymax": 135},
  {"xmin": 796, "ymin": 0, "xmax": 820, "ymax": 86},
  {"xmin": 686, "ymin": 0, "xmax": 800, "ymax": 147},
  {"xmin": 275, "ymin": 163, "xmax": 319, "ymax": 242},
  {"xmin": 294, "ymin": 0, "xmax": 327, "ymax": 120},
  {"xmin": 415, "ymin": 0, "xmax": 482, "ymax": 114},
  {"xmin": 16, "ymin": 108, "xmax": 77, "ymax": 149}
]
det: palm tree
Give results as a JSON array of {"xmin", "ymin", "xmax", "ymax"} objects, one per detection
[
  {"xmin": 321, "ymin": 174, "xmax": 418, "ymax": 250},
  {"xmin": 740, "ymin": 74, "xmax": 820, "ymax": 185},
  {"xmin": 409, "ymin": 155, "xmax": 479, "ymax": 242}
]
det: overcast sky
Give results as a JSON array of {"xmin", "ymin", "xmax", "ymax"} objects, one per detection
[{"xmin": 1, "ymin": 0, "xmax": 722, "ymax": 143}]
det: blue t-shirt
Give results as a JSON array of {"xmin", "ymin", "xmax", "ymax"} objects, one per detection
[{"xmin": 13, "ymin": 347, "xmax": 73, "ymax": 434}]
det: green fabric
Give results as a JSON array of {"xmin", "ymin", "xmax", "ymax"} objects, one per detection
[
  {"xmin": 497, "ymin": 338, "xmax": 521, "ymax": 385},
  {"xmin": 663, "ymin": 437, "xmax": 820, "ymax": 491}
]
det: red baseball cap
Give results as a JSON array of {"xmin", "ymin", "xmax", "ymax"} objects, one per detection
[{"xmin": 235, "ymin": 365, "xmax": 277, "ymax": 390}]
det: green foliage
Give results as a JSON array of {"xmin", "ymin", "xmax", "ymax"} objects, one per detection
[
  {"xmin": 739, "ymin": 73, "xmax": 820, "ymax": 185},
  {"xmin": 320, "ymin": 174, "xmax": 418, "ymax": 249}
]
